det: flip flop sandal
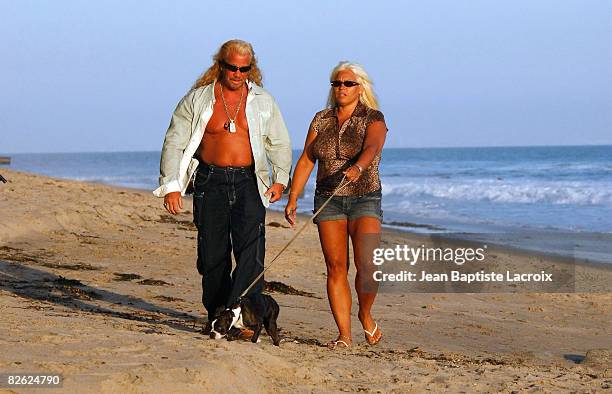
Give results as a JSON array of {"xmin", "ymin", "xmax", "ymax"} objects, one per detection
[
  {"xmin": 326, "ymin": 335, "xmax": 352, "ymax": 350},
  {"xmin": 364, "ymin": 321, "xmax": 383, "ymax": 345}
]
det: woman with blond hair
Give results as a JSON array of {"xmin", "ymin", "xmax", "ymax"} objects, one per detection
[{"xmin": 285, "ymin": 62, "xmax": 387, "ymax": 348}]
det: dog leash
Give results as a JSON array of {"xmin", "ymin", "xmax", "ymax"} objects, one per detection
[{"xmin": 239, "ymin": 175, "xmax": 352, "ymax": 299}]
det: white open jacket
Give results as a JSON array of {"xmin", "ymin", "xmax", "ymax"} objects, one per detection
[{"xmin": 153, "ymin": 81, "xmax": 292, "ymax": 208}]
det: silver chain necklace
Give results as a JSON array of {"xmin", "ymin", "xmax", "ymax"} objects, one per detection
[{"xmin": 220, "ymin": 84, "xmax": 244, "ymax": 133}]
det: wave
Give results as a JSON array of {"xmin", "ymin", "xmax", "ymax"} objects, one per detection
[{"xmin": 382, "ymin": 179, "xmax": 612, "ymax": 206}]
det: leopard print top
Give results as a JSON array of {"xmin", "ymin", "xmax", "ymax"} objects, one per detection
[{"xmin": 310, "ymin": 101, "xmax": 387, "ymax": 196}]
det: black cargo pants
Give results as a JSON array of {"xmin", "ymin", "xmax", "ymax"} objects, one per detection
[{"xmin": 193, "ymin": 163, "xmax": 265, "ymax": 321}]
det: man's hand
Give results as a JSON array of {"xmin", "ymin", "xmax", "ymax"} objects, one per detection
[
  {"xmin": 264, "ymin": 183, "xmax": 285, "ymax": 203},
  {"xmin": 164, "ymin": 191, "xmax": 183, "ymax": 214}
]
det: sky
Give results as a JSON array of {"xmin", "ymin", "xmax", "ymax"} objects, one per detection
[{"xmin": 1, "ymin": 0, "xmax": 611, "ymax": 153}]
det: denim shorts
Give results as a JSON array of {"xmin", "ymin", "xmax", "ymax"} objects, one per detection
[{"xmin": 313, "ymin": 189, "xmax": 383, "ymax": 224}]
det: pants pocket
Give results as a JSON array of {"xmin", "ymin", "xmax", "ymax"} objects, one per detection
[
  {"xmin": 255, "ymin": 222, "xmax": 265, "ymax": 269},
  {"xmin": 196, "ymin": 231, "xmax": 206, "ymax": 275},
  {"xmin": 193, "ymin": 192, "xmax": 204, "ymax": 226},
  {"xmin": 194, "ymin": 168, "xmax": 213, "ymax": 190}
]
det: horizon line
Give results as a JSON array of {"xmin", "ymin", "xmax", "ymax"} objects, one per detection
[{"xmin": 2, "ymin": 143, "xmax": 612, "ymax": 156}]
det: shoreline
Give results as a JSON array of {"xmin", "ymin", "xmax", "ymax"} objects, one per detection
[
  {"xmin": 3, "ymin": 167, "xmax": 611, "ymax": 268},
  {"xmin": 270, "ymin": 204, "xmax": 612, "ymax": 269}
]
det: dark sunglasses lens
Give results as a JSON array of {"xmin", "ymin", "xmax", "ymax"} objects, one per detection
[
  {"xmin": 222, "ymin": 62, "xmax": 238, "ymax": 72},
  {"xmin": 222, "ymin": 61, "xmax": 251, "ymax": 73},
  {"xmin": 331, "ymin": 80, "xmax": 359, "ymax": 87}
]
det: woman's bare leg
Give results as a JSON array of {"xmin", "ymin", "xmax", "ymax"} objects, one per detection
[
  {"xmin": 348, "ymin": 216, "xmax": 382, "ymax": 342},
  {"xmin": 317, "ymin": 220, "xmax": 352, "ymax": 343}
]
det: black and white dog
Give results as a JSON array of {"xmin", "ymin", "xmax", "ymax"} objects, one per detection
[{"xmin": 210, "ymin": 294, "xmax": 281, "ymax": 346}]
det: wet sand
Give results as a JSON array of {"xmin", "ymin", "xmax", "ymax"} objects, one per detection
[{"xmin": 0, "ymin": 168, "xmax": 610, "ymax": 392}]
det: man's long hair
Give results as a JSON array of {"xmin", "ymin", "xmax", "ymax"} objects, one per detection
[
  {"xmin": 326, "ymin": 61, "xmax": 379, "ymax": 110},
  {"xmin": 192, "ymin": 39, "xmax": 263, "ymax": 89}
]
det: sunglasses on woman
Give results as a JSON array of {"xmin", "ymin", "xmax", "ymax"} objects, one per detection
[
  {"xmin": 331, "ymin": 80, "xmax": 360, "ymax": 87},
  {"xmin": 221, "ymin": 61, "xmax": 252, "ymax": 73}
]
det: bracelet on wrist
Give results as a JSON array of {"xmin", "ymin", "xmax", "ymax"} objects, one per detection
[{"xmin": 354, "ymin": 164, "xmax": 363, "ymax": 172}]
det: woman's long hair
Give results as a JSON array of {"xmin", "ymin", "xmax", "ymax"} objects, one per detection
[
  {"xmin": 326, "ymin": 61, "xmax": 379, "ymax": 110},
  {"xmin": 192, "ymin": 39, "xmax": 263, "ymax": 89}
]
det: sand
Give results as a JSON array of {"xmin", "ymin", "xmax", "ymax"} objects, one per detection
[{"xmin": 0, "ymin": 168, "xmax": 610, "ymax": 393}]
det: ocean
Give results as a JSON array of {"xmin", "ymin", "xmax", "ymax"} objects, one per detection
[{"xmin": 3, "ymin": 146, "xmax": 611, "ymax": 263}]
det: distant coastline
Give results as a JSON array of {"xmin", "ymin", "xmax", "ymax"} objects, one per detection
[{"xmin": 3, "ymin": 143, "xmax": 612, "ymax": 156}]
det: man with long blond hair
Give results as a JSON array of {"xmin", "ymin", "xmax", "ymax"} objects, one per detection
[{"xmin": 154, "ymin": 39, "xmax": 292, "ymax": 334}]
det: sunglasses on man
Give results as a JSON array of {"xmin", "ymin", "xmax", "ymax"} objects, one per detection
[
  {"xmin": 221, "ymin": 61, "xmax": 252, "ymax": 73},
  {"xmin": 331, "ymin": 80, "xmax": 360, "ymax": 87}
]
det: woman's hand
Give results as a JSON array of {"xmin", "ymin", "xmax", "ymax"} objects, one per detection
[
  {"xmin": 342, "ymin": 164, "xmax": 363, "ymax": 183},
  {"xmin": 284, "ymin": 199, "xmax": 298, "ymax": 227}
]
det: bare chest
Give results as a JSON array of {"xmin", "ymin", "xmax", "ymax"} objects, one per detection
[{"xmin": 205, "ymin": 100, "xmax": 250, "ymax": 136}]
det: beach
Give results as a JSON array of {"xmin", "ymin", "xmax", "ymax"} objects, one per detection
[{"xmin": 0, "ymin": 168, "xmax": 610, "ymax": 392}]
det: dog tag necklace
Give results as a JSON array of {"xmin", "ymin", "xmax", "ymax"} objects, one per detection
[{"xmin": 220, "ymin": 84, "xmax": 244, "ymax": 133}]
